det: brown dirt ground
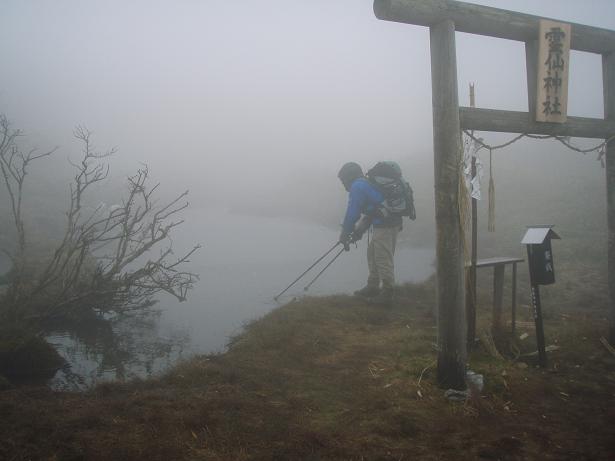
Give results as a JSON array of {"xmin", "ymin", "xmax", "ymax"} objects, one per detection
[{"xmin": 1, "ymin": 281, "xmax": 614, "ymax": 460}]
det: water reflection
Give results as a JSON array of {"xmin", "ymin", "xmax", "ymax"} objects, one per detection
[{"xmin": 47, "ymin": 311, "xmax": 190, "ymax": 390}]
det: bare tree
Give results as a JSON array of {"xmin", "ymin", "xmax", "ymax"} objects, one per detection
[
  {"xmin": 0, "ymin": 115, "xmax": 56, "ymax": 322},
  {"xmin": 0, "ymin": 115, "xmax": 200, "ymax": 327}
]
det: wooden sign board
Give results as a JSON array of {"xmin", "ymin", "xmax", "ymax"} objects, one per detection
[{"xmin": 535, "ymin": 20, "xmax": 571, "ymax": 123}]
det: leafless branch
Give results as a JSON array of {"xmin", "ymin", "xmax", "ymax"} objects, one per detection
[{"xmin": 1, "ymin": 117, "xmax": 200, "ymax": 325}]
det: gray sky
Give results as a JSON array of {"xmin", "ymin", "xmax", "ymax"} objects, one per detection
[{"xmin": 2, "ymin": 0, "xmax": 615, "ymax": 209}]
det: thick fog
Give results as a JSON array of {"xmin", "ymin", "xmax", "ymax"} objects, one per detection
[
  {"xmin": 2, "ymin": 1, "xmax": 615, "ymax": 382},
  {"xmin": 3, "ymin": 0, "xmax": 614, "ymax": 221}
]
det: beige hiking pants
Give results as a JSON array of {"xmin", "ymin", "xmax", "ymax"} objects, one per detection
[{"xmin": 366, "ymin": 225, "xmax": 401, "ymax": 289}]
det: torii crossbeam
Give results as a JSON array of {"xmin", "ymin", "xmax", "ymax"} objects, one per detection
[{"xmin": 374, "ymin": 0, "xmax": 615, "ymax": 389}]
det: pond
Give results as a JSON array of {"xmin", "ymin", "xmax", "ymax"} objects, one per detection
[{"xmin": 49, "ymin": 210, "xmax": 434, "ymax": 389}]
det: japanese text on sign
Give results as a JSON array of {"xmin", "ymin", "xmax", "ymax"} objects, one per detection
[{"xmin": 536, "ymin": 20, "xmax": 571, "ymax": 123}]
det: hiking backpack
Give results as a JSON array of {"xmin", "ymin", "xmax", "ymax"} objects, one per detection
[{"xmin": 366, "ymin": 161, "xmax": 416, "ymax": 220}]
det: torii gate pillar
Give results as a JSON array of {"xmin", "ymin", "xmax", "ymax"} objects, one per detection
[
  {"xmin": 604, "ymin": 52, "xmax": 615, "ymax": 344},
  {"xmin": 429, "ymin": 20, "xmax": 467, "ymax": 389}
]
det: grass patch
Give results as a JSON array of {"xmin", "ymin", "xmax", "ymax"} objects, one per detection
[{"xmin": 0, "ymin": 277, "xmax": 614, "ymax": 460}]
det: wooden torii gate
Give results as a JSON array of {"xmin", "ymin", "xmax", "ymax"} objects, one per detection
[{"xmin": 373, "ymin": 0, "xmax": 615, "ymax": 389}]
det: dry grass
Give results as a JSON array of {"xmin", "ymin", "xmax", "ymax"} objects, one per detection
[{"xmin": 1, "ymin": 277, "xmax": 614, "ymax": 460}]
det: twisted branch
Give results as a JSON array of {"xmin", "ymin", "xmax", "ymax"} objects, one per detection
[{"xmin": 0, "ymin": 117, "xmax": 200, "ymax": 325}]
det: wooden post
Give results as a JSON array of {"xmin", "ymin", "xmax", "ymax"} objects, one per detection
[
  {"xmin": 603, "ymin": 51, "xmax": 615, "ymax": 345},
  {"xmin": 530, "ymin": 283, "xmax": 548, "ymax": 368},
  {"xmin": 430, "ymin": 19, "xmax": 467, "ymax": 390},
  {"xmin": 511, "ymin": 261, "xmax": 518, "ymax": 336},
  {"xmin": 492, "ymin": 265, "xmax": 505, "ymax": 338},
  {"xmin": 466, "ymin": 84, "xmax": 477, "ymax": 350}
]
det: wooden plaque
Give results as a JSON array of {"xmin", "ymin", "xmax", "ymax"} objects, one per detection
[{"xmin": 536, "ymin": 20, "xmax": 571, "ymax": 123}]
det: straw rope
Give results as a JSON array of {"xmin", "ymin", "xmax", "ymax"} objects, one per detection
[
  {"xmin": 463, "ymin": 130, "xmax": 615, "ymax": 159},
  {"xmin": 461, "ymin": 130, "xmax": 615, "ymax": 234}
]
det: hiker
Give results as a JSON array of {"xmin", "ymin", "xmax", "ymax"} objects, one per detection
[{"xmin": 337, "ymin": 162, "xmax": 403, "ymax": 306}]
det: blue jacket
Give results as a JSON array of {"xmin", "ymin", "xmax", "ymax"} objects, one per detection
[{"xmin": 341, "ymin": 178, "xmax": 385, "ymax": 234}]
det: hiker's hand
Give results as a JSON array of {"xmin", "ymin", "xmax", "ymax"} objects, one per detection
[
  {"xmin": 350, "ymin": 229, "xmax": 363, "ymax": 243},
  {"xmin": 338, "ymin": 231, "xmax": 351, "ymax": 251}
]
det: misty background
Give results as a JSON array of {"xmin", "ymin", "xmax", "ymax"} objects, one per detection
[
  {"xmin": 1, "ymin": 0, "xmax": 614, "ymax": 384},
  {"xmin": 1, "ymin": 0, "xmax": 613, "ymax": 236}
]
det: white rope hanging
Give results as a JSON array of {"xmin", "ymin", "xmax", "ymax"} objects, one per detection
[{"xmin": 488, "ymin": 148, "xmax": 495, "ymax": 232}]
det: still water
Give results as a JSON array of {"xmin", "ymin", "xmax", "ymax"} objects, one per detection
[{"xmin": 49, "ymin": 210, "xmax": 434, "ymax": 388}]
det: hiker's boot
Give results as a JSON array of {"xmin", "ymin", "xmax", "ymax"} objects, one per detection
[
  {"xmin": 354, "ymin": 284, "xmax": 380, "ymax": 298},
  {"xmin": 368, "ymin": 285, "xmax": 394, "ymax": 308}
]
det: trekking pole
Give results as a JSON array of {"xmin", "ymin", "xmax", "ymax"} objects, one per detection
[
  {"xmin": 303, "ymin": 246, "xmax": 346, "ymax": 292},
  {"xmin": 273, "ymin": 242, "xmax": 341, "ymax": 301}
]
